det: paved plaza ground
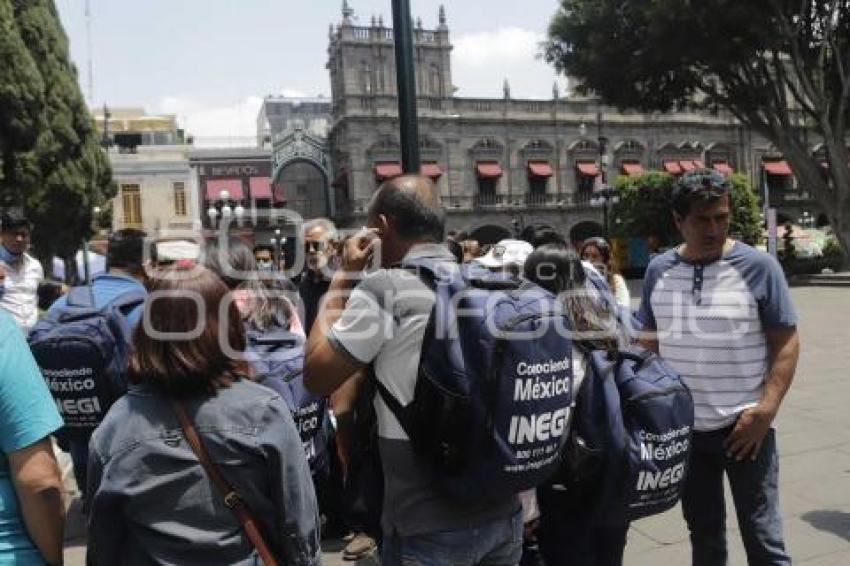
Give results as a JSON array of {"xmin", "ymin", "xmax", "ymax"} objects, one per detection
[{"xmin": 63, "ymin": 286, "xmax": 850, "ymax": 565}]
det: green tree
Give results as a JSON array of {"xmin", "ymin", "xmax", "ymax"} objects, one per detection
[
  {"xmin": 545, "ymin": 0, "xmax": 850, "ymax": 255},
  {"xmin": 611, "ymin": 172, "xmax": 762, "ymax": 246},
  {"xmin": 7, "ymin": 0, "xmax": 113, "ymax": 266},
  {"xmin": 0, "ymin": 0, "xmax": 45, "ymax": 194},
  {"xmin": 610, "ymin": 171, "xmax": 677, "ymax": 244},
  {"xmin": 729, "ymin": 173, "xmax": 763, "ymax": 245}
]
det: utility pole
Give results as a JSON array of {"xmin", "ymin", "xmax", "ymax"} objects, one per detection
[
  {"xmin": 85, "ymin": 0, "xmax": 94, "ymax": 105},
  {"xmin": 391, "ymin": 0, "xmax": 420, "ymax": 173}
]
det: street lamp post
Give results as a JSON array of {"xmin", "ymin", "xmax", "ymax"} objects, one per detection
[
  {"xmin": 274, "ymin": 228, "xmax": 283, "ymax": 270},
  {"xmin": 586, "ymin": 112, "xmax": 618, "ymax": 238},
  {"xmin": 206, "ymin": 190, "xmax": 245, "ymax": 230},
  {"xmin": 82, "ymin": 205, "xmax": 101, "ymax": 285}
]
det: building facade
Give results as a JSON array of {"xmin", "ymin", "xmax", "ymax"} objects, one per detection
[
  {"xmin": 314, "ymin": 3, "xmax": 825, "ymax": 244},
  {"xmin": 109, "ymin": 144, "xmax": 195, "ymax": 235}
]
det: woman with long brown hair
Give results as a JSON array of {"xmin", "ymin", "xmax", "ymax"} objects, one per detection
[
  {"xmin": 86, "ymin": 264, "xmax": 320, "ymax": 565},
  {"xmin": 579, "ymin": 237, "xmax": 631, "ymax": 309}
]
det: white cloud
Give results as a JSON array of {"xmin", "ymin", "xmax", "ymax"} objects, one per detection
[
  {"xmin": 454, "ymin": 27, "xmax": 542, "ymax": 68},
  {"xmin": 452, "ymin": 27, "xmax": 562, "ymax": 99},
  {"xmin": 153, "ymin": 96, "xmax": 264, "ymax": 146}
]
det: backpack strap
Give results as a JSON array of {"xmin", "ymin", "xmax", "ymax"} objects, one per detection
[
  {"xmin": 66, "ymin": 286, "xmax": 96, "ymax": 309},
  {"xmin": 104, "ymin": 289, "xmax": 146, "ymax": 314},
  {"xmin": 170, "ymin": 401, "xmax": 279, "ymax": 566},
  {"xmin": 370, "ymin": 365, "xmax": 417, "ymax": 441}
]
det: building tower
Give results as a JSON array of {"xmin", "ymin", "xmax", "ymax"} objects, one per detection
[{"xmin": 327, "ymin": 3, "xmax": 453, "ymax": 105}]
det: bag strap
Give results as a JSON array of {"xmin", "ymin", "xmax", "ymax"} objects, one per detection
[
  {"xmin": 370, "ymin": 367, "xmax": 416, "ymax": 441},
  {"xmin": 170, "ymin": 401, "xmax": 279, "ymax": 566},
  {"xmin": 66, "ymin": 286, "xmax": 96, "ymax": 309},
  {"xmin": 104, "ymin": 289, "xmax": 146, "ymax": 314}
]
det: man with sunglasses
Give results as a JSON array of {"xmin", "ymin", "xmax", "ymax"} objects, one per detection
[
  {"xmin": 636, "ymin": 169, "xmax": 799, "ymax": 565},
  {"xmin": 298, "ymin": 218, "xmax": 339, "ymax": 335},
  {"xmin": 0, "ymin": 211, "xmax": 43, "ymax": 333}
]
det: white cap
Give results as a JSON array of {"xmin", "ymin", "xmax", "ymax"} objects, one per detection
[
  {"xmin": 155, "ymin": 240, "xmax": 200, "ymax": 262},
  {"xmin": 474, "ymin": 239, "xmax": 534, "ymax": 269}
]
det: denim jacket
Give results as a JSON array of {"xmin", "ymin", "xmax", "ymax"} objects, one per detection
[{"xmin": 86, "ymin": 378, "xmax": 321, "ymax": 565}]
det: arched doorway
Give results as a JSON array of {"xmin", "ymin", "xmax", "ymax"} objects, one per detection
[
  {"xmin": 469, "ymin": 224, "xmax": 512, "ymax": 245},
  {"xmin": 274, "ymin": 160, "xmax": 330, "ymax": 220}
]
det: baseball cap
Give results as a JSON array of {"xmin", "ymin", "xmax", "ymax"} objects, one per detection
[{"xmin": 474, "ymin": 239, "xmax": 534, "ymax": 269}]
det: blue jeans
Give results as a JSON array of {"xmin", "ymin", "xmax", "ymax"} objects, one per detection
[
  {"xmin": 682, "ymin": 426, "xmax": 790, "ymax": 566},
  {"xmin": 381, "ymin": 510, "xmax": 523, "ymax": 566}
]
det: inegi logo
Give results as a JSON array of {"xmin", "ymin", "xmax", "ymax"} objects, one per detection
[
  {"xmin": 636, "ymin": 462, "xmax": 685, "ymax": 491},
  {"xmin": 57, "ymin": 397, "xmax": 102, "ymax": 416},
  {"xmin": 508, "ymin": 408, "xmax": 569, "ymax": 445}
]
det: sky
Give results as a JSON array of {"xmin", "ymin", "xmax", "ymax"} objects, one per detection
[{"xmin": 54, "ymin": 0, "xmax": 567, "ymax": 141}]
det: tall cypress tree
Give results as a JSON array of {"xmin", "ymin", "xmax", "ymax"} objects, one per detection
[
  {"xmin": 9, "ymin": 0, "xmax": 114, "ymax": 264},
  {"xmin": 0, "ymin": 0, "xmax": 45, "ymax": 199}
]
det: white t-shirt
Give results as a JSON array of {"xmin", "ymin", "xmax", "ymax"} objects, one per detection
[{"xmin": 0, "ymin": 253, "xmax": 43, "ymax": 332}]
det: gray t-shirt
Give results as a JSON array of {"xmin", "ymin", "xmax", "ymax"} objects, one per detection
[{"xmin": 327, "ymin": 243, "xmax": 518, "ymax": 537}]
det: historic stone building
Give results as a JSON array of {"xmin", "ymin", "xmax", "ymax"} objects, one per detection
[{"xmin": 312, "ymin": 3, "xmax": 821, "ymax": 247}]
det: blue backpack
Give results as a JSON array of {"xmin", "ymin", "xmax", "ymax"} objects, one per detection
[
  {"xmin": 375, "ymin": 258, "xmax": 576, "ymax": 502},
  {"xmin": 28, "ymin": 287, "xmax": 145, "ymax": 442},
  {"xmin": 246, "ymin": 327, "xmax": 329, "ymax": 474},
  {"xmin": 567, "ymin": 344, "xmax": 694, "ymax": 525}
]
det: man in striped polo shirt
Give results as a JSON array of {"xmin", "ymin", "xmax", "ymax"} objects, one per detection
[{"xmin": 637, "ymin": 169, "xmax": 800, "ymax": 565}]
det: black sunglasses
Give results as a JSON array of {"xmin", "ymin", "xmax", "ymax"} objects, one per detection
[{"xmin": 304, "ymin": 241, "xmax": 328, "ymax": 253}]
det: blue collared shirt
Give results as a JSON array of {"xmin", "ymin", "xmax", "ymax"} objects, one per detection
[{"xmin": 48, "ymin": 272, "xmax": 146, "ymax": 327}]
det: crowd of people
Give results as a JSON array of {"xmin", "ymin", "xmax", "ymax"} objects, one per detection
[{"xmin": 0, "ymin": 166, "xmax": 799, "ymax": 565}]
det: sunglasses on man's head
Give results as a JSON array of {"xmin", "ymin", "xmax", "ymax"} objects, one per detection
[{"xmin": 679, "ymin": 171, "xmax": 730, "ymax": 191}]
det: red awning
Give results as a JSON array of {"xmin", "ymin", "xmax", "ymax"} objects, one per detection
[
  {"xmin": 692, "ymin": 160, "xmax": 705, "ymax": 169},
  {"xmin": 421, "ymin": 162, "xmax": 443, "ymax": 179},
  {"xmin": 249, "ymin": 177, "xmax": 272, "ymax": 199},
  {"xmin": 374, "ymin": 162, "xmax": 403, "ymax": 181},
  {"xmin": 576, "ymin": 161, "xmax": 600, "ymax": 177},
  {"xmin": 712, "ymin": 162, "xmax": 734, "ymax": 175},
  {"xmin": 476, "ymin": 161, "xmax": 503, "ymax": 179},
  {"xmin": 527, "ymin": 161, "xmax": 554, "ymax": 178},
  {"xmin": 663, "ymin": 160, "xmax": 683, "ymax": 175},
  {"xmin": 763, "ymin": 160, "xmax": 792, "ymax": 176},
  {"xmin": 621, "ymin": 162, "xmax": 644, "ymax": 176},
  {"xmin": 205, "ymin": 179, "xmax": 243, "ymax": 200},
  {"xmin": 679, "ymin": 160, "xmax": 696, "ymax": 172}
]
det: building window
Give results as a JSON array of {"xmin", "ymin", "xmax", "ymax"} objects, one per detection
[
  {"xmin": 529, "ymin": 177, "xmax": 548, "ymax": 194},
  {"xmin": 429, "ymin": 65, "xmax": 442, "ymax": 97},
  {"xmin": 121, "ymin": 184, "xmax": 142, "ymax": 226},
  {"xmin": 173, "ymin": 182, "xmax": 187, "ymax": 216},
  {"xmin": 360, "ymin": 61, "xmax": 372, "ymax": 94}
]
